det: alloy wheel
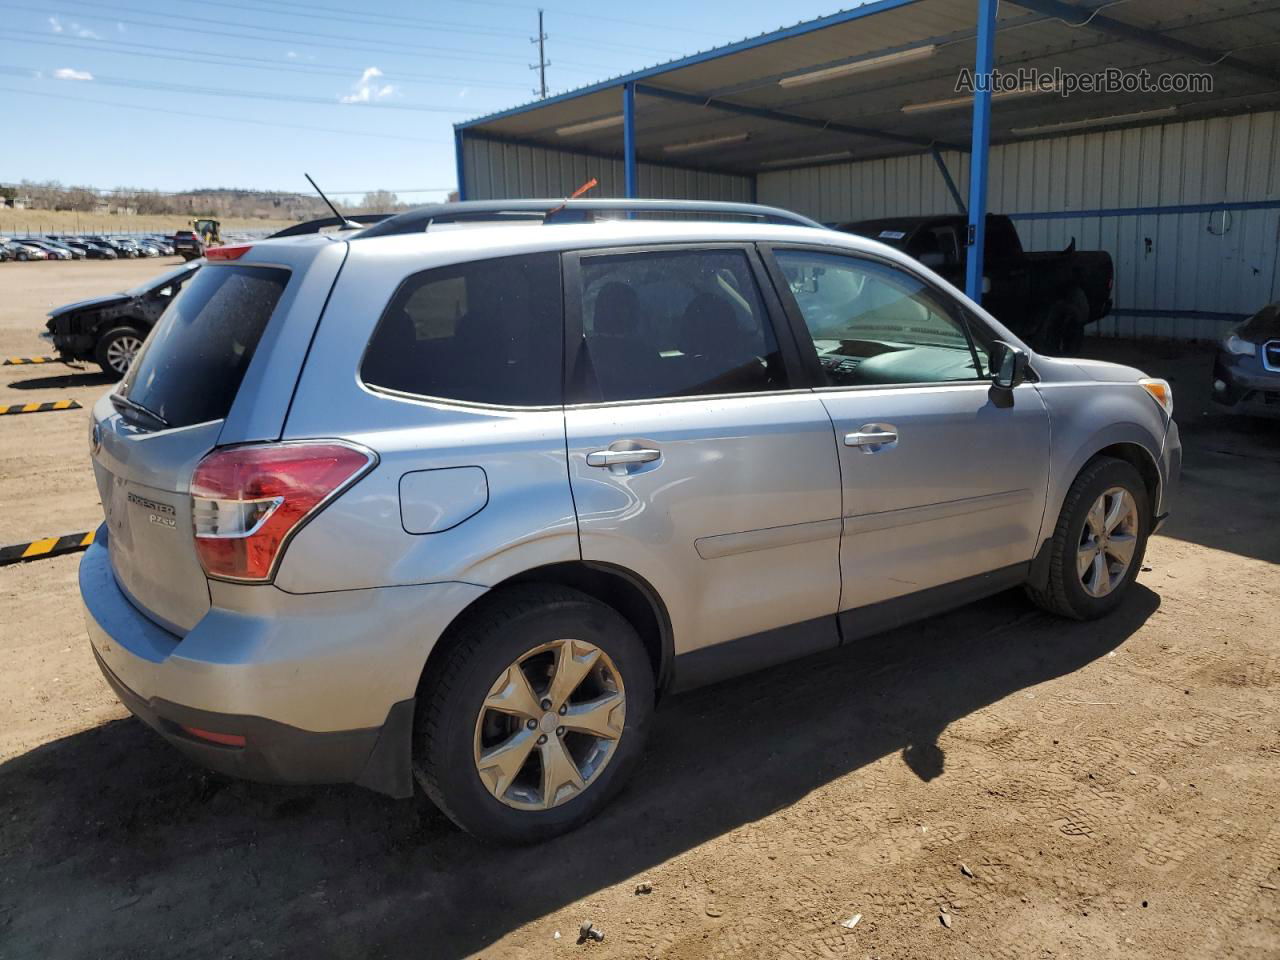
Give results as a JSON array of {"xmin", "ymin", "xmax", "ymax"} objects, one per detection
[
  {"xmin": 106, "ymin": 335, "xmax": 143, "ymax": 375},
  {"xmin": 473, "ymin": 638, "xmax": 626, "ymax": 811},
  {"xmin": 1077, "ymin": 486, "xmax": 1139, "ymax": 598}
]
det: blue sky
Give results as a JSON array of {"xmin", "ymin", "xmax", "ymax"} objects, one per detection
[{"xmin": 1, "ymin": 0, "xmax": 848, "ymax": 201}]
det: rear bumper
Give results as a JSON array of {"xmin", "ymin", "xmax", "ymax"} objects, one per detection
[
  {"xmin": 92, "ymin": 644, "xmax": 414, "ymax": 795},
  {"xmin": 79, "ymin": 526, "xmax": 486, "ymax": 796}
]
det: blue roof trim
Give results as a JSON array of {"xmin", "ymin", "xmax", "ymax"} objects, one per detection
[{"xmin": 454, "ymin": 0, "xmax": 924, "ymax": 131}]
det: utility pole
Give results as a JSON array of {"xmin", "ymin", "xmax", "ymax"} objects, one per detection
[{"xmin": 530, "ymin": 9, "xmax": 549, "ymax": 98}]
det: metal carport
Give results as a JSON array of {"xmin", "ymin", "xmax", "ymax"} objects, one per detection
[{"xmin": 455, "ymin": 0, "xmax": 1280, "ymax": 338}]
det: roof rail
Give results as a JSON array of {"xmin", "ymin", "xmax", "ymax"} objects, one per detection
[
  {"xmin": 267, "ymin": 213, "xmax": 392, "ymax": 239},
  {"xmin": 355, "ymin": 199, "xmax": 824, "ymax": 239}
]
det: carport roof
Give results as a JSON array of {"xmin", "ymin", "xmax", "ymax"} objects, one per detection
[{"xmin": 457, "ymin": 0, "xmax": 1280, "ymax": 173}]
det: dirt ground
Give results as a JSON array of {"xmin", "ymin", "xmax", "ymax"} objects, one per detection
[{"xmin": 0, "ymin": 259, "xmax": 1277, "ymax": 960}]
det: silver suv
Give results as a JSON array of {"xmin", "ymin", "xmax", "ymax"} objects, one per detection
[{"xmin": 79, "ymin": 200, "xmax": 1180, "ymax": 842}]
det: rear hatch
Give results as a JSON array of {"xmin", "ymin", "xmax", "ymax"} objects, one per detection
[{"xmin": 90, "ymin": 258, "xmax": 297, "ymax": 633}]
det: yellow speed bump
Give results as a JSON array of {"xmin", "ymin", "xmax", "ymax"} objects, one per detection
[
  {"xmin": 1, "ymin": 530, "xmax": 95, "ymax": 567},
  {"xmin": 3, "ymin": 356, "xmax": 57, "ymax": 365},
  {"xmin": 0, "ymin": 399, "xmax": 82, "ymax": 416}
]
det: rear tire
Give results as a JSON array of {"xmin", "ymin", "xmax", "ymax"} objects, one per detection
[
  {"xmin": 1030, "ymin": 287, "xmax": 1088, "ymax": 354},
  {"xmin": 1060, "ymin": 287, "xmax": 1089, "ymax": 354},
  {"xmin": 1026, "ymin": 456, "xmax": 1150, "ymax": 620},
  {"xmin": 416, "ymin": 585, "xmax": 655, "ymax": 844},
  {"xmin": 95, "ymin": 326, "xmax": 145, "ymax": 379}
]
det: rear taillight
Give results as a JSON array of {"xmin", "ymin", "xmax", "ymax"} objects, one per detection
[
  {"xmin": 205, "ymin": 244, "xmax": 251, "ymax": 261},
  {"xmin": 191, "ymin": 441, "xmax": 374, "ymax": 582}
]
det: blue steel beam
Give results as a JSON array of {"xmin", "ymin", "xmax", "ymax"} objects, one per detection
[
  {"xmin": 1005, "ymin": 0, "xmax": 1280, "ymax": 86},
  {"xmin": 965, "ymin": 0, "xmax": 998, "ymax": 304},
  {"xmin": 623, "ymin": 82, "xmax": 637, "ymax": 198},
  {"xmin": 634, "ymin": 82, "xmax": 963, "ymax": 152},
  {"xmin": 930, "ymin": 146, "xmax": 966, "ymax": 216}
]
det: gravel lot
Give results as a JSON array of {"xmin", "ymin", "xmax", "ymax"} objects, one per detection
[{"xmin": 1, "ymin": 259, "xmax": 1277, "ymax": 960}]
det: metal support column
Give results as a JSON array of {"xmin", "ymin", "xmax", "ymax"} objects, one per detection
[
  {"xmin": 930, "ymin": 146, "xmax": 967, "ymax": 216},
  {"xmin": 623, "ymin": 81, "xmax": 637, "ymax": 198},
  {"xmin": 964, "ymin": 0, "xmax": 997, "ymax": 303},
  {"xmin": 454, "ymin": 128, "xmax": 468, "ymax": 202}
]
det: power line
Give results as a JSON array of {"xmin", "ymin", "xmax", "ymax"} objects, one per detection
[
  {"xmin": 436, "ymin": 0, "xmax": 731, "ymax": 40},
  {"xmin": 218, "ymin": 0, "xmax": 714, "ymax": 49},
  {"xmin": 31, "ymin": 0, "xmax": 631, "ymax": 71},
  {"xmin": 8, "ymin": 32, "xmax": 531, "ymax": 90},
  {"xmin": 160, "ymin": 0, "xmax": 533, "ymax": 43},
  {"xmin": 0, "ymin": 84, "xmax": 450, "ymax": 143},
  {"xmin": 29, "ymin": 3, "xmax": 540, "ymax": 66},
  {"xmin": 1, "ymin": 67, "xmax": 478, "ymax": 112}
]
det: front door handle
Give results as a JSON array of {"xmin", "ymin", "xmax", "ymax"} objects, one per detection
[
  {"xmin": 586, "ymin": 448, "xmax": 661, "ymax": 468},
  {"xmin": 844, "ymin": 425, "xmax": 899, "ymax": 452}
]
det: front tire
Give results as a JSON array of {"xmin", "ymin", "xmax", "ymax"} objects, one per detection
[
  {"xmin": 95, "ymin": 326, "xmax": 145, "ymax": 379},
  {"xmin": 1027, "ymin": 456, "xmax": 1150, "ymax": 620},
  {"xmin": 416, "ymin": 585, "xmax": 655, "ymax": 843}
]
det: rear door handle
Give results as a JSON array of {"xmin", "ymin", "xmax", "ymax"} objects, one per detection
[
  {"xmin": 844, "ymin": 426, "xmax": 898, "ymax": 451},
  {"xmin": 586, "ymin": 448, "xmax": 661, "ymax": 467}
]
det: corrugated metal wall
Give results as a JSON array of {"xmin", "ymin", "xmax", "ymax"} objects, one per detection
[
  {"xmin": 461, "ymin": 136, "xmax": 753, "ymax": 204},
  {"xmin": 759, "ymin": 111, "xmax": 1280, "ymax": 341}
]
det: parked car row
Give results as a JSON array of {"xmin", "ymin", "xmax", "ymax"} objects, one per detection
[{"xmin": 0, "ymin": 234, "xmax": 177, "ymax": 262}]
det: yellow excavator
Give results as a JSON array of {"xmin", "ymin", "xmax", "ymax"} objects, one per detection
[{"xmin": 192, "ymin": 218, "xmax": 222, "ymax": 247}]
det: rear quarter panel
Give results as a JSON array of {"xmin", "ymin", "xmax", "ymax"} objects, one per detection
[{"xmin": 274, "ymin": 238, "xmax": 579, "ymax": 594}]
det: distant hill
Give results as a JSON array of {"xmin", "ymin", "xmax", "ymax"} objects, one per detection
[{"xmin": 1, "ymin": 181, "xmax": 416, "ymax": 220}]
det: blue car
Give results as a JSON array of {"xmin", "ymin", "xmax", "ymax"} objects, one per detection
[{"xmin": 1213, "ymin": 305, "xmax": 1280, "ymax": 418}]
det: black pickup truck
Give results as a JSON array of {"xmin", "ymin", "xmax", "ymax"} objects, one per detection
[{"xmin": 839, "ymin": 214, "xmax": 1113, "ymax": 353}]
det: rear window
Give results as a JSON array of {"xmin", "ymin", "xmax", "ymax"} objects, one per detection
[
  {"xmin": 360, "ymin": 252, "xmax": 563, "ymax": 406},
  {"xmin": 120, "ymin": 264, "xmax": 289, "ymax": 429}
]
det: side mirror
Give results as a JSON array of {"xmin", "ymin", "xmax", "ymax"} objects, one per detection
[{"xmin": 990, "ymin": 340, "xmax": 1030, "ymax": 391}]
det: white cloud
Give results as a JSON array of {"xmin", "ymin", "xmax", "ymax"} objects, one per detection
[
  {"xmin": 54, "ymin": 67, "xmax": 94, "ymax": 81},
  {"xmin": 286, "ymin": 50, "xmax": 298, "ymax": 59},
  {"xmin": 48, "ymin": 16, "xmax": 63, "ymax": 33},
  {"xmin": 458, "ymin": 87, "xmax": 469, "ymax": 99},
  {"xmin": 339, "ymin": 66, "xmax": 395, "ymax": 104},
  {"xmin": 71, "ymin": 22, "xmax": 101, "ymax": 39},
  {"xmin": 116, "ymin": 22, "xmax": 126, "ymax": 34}
]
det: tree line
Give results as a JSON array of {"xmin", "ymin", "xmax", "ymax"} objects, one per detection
[{"xmin": 1, "ymin": 181, "xmax": 417, "ymax": 219}]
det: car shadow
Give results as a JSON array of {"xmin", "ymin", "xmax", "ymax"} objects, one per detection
[
  {"xmin": 6, "ymin": 370, "xmax": 116, "ymax": 390},
  {"xmin": 0, "ymin": 586, "xmax": 1158, "ymax": 958}
]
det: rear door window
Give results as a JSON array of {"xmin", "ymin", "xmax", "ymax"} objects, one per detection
[
  {"xmin": 361, "ymin": 252, "xmax": 563, "ymax": 406},
  {"xmin": 574, "ymin": 248, "xmax": 788, "ymax": 403},
  {"xmin": 120, "ymin": 264, "xmax": 289, "ymax": 428}
]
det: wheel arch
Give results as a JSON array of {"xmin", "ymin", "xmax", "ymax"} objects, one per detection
[
  {"xmin": 1090, "ymin": 441, "xmax": 1160, "ymax": 518},
  {"xmin": 1030, "ymin": 432, "xmax": 1162, "ymax": 592},
  {"xmin": 421, "ymin": 560, "xmax": 675, "ymax": 703}
]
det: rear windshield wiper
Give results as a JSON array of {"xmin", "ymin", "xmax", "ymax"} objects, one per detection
[{"xmin": 110, "ymin": 392, "xmax": 169, "ymax": 429}]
